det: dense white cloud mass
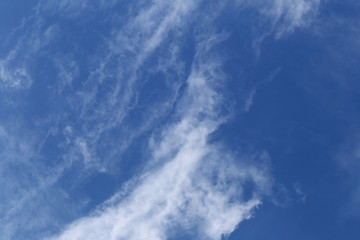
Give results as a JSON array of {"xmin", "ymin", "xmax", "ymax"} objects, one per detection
[{"xmin": 0, "ymin": 0, "xmax": 321, "ymax": 239}]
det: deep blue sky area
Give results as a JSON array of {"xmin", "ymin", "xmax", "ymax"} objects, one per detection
[{"xmin": 0, "ymin": 1, "xmax": 360, "ymax": 240}]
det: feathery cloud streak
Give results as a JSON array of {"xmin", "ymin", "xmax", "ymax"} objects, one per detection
[
  {"xmin": 0, "ymin": 0, "xmax": 321, "ymax": 239},
  {"xmin": 50, "ymin": 33, "xmax": 271, "ymax": 240}
]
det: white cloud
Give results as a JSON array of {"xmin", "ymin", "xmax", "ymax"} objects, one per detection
[
  {"xmin": 243, "ymin": 67, "xmax": 281, "ymax": 112},
  {"xmin": 249, "ymin": 0, "xmax": 321, "ymax": 55},
  {"xmin": 0, "ymin": 125, "xmax": 71, "ymax": 239},
  {"xmin": 293, "ymin": 182, "xmax": 306, "ymax": 204},
  {"xmin": 244, "ymin": 89, "xmax": 257, "ymax": 112},
  {"xmin": 53, "ymin": 57, "xmax": 79, "ymax": 93},
  {"xmin": 60, "ymin": 0, "xmax": 201, "ymax": 170},
  {"xmin": 0, "ymin": 18, "xmax": 57, "ymax": 90},
  {"xmin": 262, "ymin": 0, "xmax": 320, "ymax": 38},
  {"xmin": 0, "ymin": 50, "xmax": 32, "ymax": 90},
  {"xmin": 335, "ymin": 135, "xmax": 360, "ymax": 218},
  {"xmin": 49, "ymin": 33, "xmax": 272, "ymax": 240},
  {"xmin": 0, "ymin": 0, "xmax": 323, "ymax": 238}
]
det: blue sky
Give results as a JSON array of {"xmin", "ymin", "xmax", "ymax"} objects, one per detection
[{"xmin": 0, "ymin": 0, "xmax": 360, "ymax": 239}]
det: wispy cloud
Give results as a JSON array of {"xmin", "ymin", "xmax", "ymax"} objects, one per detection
[
  {"xmin": 0, "ymin": 1, "xmax": 204, "ymax": 238},
  {"xmin": 262, "ymin": 0, "xmax": 321, "ymax": 38},
  {"xmin": 0, "ymin": 0, "xmax": 322, "ymax": 239},
  {"xmin": 293, "ymin": 182, "xmax": 306, "ymax": 204},
  {"xmin": 0, "ymin": 124, "xmax": 74, "ymax": 239},
  {"xmin": 50, "ymin": 34, "xmax": 271, "ymax": 240},
  {"xmin": 243, "ymin": 67, "xmax": 281, "ymax": 112},
  {"xmin": 55, "ymin": 0, "xmax": 201, "ymax": 170},
  {"xmin": 0, "ymin": 17, "xmax": 57, "ymax": 90},
  {"xmin": 249, "ymin": 0, "xmax": 321, "ymax": 55},
  {"xmin": 335, "ymin": 134, "xmax": 360, "ymax": 218}
]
